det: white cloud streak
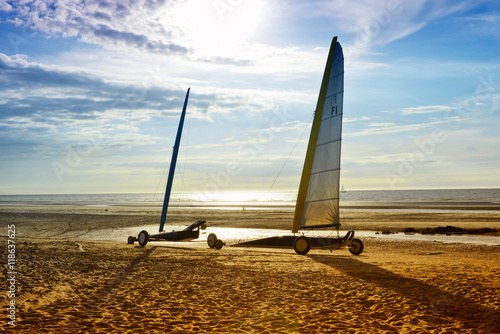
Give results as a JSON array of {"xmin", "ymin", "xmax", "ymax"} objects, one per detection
[
  {"xmin": 347, "ymin": 120, "xmax": 448, "ymax": 137},
  {"xmin": 402, "ymin": 105, "xmax": 455, "ymax": 115}
]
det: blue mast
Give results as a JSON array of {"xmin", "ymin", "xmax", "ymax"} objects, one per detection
[{"xmin": 159, "ymin": 88, "xmax": 190, "ymax": 232}]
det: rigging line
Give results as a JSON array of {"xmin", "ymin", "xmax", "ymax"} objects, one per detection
[
  {"xmin": 149, "ymin": 151, "xmax": 171, "ymax": 214},
  {"xmin": 267, "ymin": 111, "xmax": 315, "ymax": 193},
  {"xmin": 179, "ymin": 112, "xmax": 190, "ymax": 195}
]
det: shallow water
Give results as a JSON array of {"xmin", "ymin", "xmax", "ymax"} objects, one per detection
[{"xmin": 73, "ymin": 225, "xmax": 500, "ymax": 247}]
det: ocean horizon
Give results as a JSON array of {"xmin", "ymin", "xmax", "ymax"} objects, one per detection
[{"xmin": 1, "ymin": 188, "xmax": 499, "ymax": 208}]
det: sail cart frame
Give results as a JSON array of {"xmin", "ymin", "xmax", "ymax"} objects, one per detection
[
  {"xmin": 128, "ymin": 88, "xmax": 207, "ymax": 247},
  {"xmin": 233, "ymin": 37, "xmax": 364, "ymax": 255}
]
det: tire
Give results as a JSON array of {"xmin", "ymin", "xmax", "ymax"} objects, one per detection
[
  {"xmin": 215, "ymin": 239, "xmax": 224, "ymax": 250},
  {"xmin": 207, "ymin": 233, "xmax": 218, "ymax": 248},
  {"xmin": 127, "ymin": 236, "xmax": 135, "ymax": 245},
  {"xmin": 349, "ymin": 238, "xmax": 364, "ymax": 255},
  {"xmin": 293, "ymin": 236, "xmax": 311, "ymax": 255},
  {"xmin": 138, "ymin": 230, "xmax": 149, "ymax": 247}
]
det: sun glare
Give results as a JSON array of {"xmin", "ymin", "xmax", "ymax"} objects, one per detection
[{"xmin": 173, "ymin": 0, "xmax": 267, "ymax": 56}]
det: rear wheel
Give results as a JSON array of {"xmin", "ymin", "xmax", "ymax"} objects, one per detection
[
  {"xmin": 127, "ymin": 236, "xmax": 135, "ymax": 245},
  {"xmin": 215, "ymin": 239, "xmax": 224, "ymax": 250},
  {"xmin": 293, "ymin": 236, "xmax": 311, "ymax": 255},
  {"xmin": 207, "ymin": 233, "xmax": 217, "ymax": 248},
  {"xmin": 349, "ymin": 238, "xmax": 364, "ymax": 255},
  {"xmin": 138, "ymin": 230, "xmax": 149, "ymax": 247}
]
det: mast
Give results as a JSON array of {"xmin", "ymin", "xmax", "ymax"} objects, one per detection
[
  {"xmin": 292, "ymin": 37, "xmax": 343, "ymax": 233},
  {"xmin": 159, "ymin": 88, "xmax": 190, "ymax": 232}
]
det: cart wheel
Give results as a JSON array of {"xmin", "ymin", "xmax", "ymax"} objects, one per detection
[
  {"xmin": 293, "ymin": 236, "xmax": 311, "ymax": 255},
  {"xmin": 215, "ymin": 239, "xmax": 224, "ymax": 250},
  {"xmin": 138, "ymin": 230, "xmax": 149, "ymax": 247},
  {"xmin": 207, "ymin": 233, "xmax": 217, "ymax": 248},
  {"xmin": 349, "ymin": 238, "xmax": 364, "ymax": 255},
  {"xmin": 127, "ymin": 236, "xmax": 135, "ymax": 245}
]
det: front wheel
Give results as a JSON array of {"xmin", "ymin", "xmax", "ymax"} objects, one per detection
[
  {"xmin": 207, "ymin": 233, "xmax": 218, "ymax": 248},
  {"xmin": 127, "ymin": 236, "xmax": 135, "ymax": 245},
  {"xmin": 349, "ymin": 238, "xmax": 364, "ymax": 255},
  {"xmin": 293, "ymin": 236, "xmax": 311, "ymax": 255},
  {"xmin": 138, "ymin": 230, "xmax": 149, "ymax": 247}
]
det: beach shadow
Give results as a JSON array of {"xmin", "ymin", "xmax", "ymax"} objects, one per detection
[
  {"xmin": 65, "ymin": 246, "xmax": 158, "ymax": 331},
  {"xmin": 308, "ymin": 254, "xmax": 499, "ymax": 331},
  {"xmin": 309, "ymin": 254, "xmax": 437, "ymax": 300},
  {"xmin": 154, "ymin": 245, "xmax": 198, "ymax": 251}
]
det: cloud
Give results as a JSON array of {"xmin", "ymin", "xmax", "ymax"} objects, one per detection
[
  {"xmin": 347, "ymin": 120, "xmax": 448, "ymax": 137},
  {"xmin": 0, "ymin": 53, "xmax": 191, "ymax": 160},
  {"xmin": 344, "ymin": 116, "xmax": 378, "ymax": 123},
  {"xmin": 0, "ymin": 53, "xmax": 233, "ymax": 120},
  {"xmin": 465, "ymin": 13, "xmax": 500, "ymax": 24},
  {"xmin": 461, "ymin": 12, "xmax": 500, "ymax": 39},
  {"xmin": 401, "ymin": 105, "xmax": 455, "ymax": 115},
  {"xmin": 5, "ymin": 0, "xmax": 189, "ymax": 55},
  {"xmin": 304, "ymin": 0, "xmax": 487, "ymax": 59},
  {"xmin": 92, "ymin": 24, "xmax": 189, "ymax": 54},
  {"xmin": 196, "ymin": 56, "xmax": 253, "ymax": 66},
  {"xmin": 0, "ymin": 52, "xmax": 299, "ymax": 168},
  {"xmin": 0, "ymin": 1, "xmax": 13, "ymax": 12}
]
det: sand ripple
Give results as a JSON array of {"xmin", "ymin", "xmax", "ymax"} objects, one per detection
[{"xmin": 5, "ymin": 238, "xmax": 499, "ymax": 333}]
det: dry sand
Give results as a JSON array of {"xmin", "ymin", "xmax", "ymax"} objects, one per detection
[{"xmin": 1, "ymin": 205, "xmax": 500, "ymax": 333}]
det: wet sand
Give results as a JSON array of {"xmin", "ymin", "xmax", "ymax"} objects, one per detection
[
  {"xmin": 2, "ymin": 203, "xmax": 500, "ymax": 236},
  {"xmin": 1, "ymin": 204, "xmax": 500, "ymax": 333}
]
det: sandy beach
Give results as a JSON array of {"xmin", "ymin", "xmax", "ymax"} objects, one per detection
[{"xmin": 2, "ymin": 204, "xmax": 500, "ymax": 333}]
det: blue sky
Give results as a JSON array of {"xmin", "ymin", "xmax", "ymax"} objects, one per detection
[{"xmin": 1, "ymin": 0, "xmax": 499, "ymax": 195}]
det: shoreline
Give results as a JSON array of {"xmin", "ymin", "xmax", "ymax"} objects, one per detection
[{"xmin": 2, "ymin": 200, "xmax": 500, "ymax": 208}]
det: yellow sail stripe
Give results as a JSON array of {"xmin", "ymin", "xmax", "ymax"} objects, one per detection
[{"xmin": 292, "ymin": 36, "xmax": 338, "ymax": 233}]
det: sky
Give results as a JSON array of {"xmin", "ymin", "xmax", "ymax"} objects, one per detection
[{"xmin": 0, "ymin": 0, "xmax": 499, "ymax": 195}]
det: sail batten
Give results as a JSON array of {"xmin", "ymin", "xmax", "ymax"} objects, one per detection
[
  {"xmin": 316, "ymin": 138, "xmax": 341, "ymax": 148},
  {"xmin": 310, "ymin": 167, "xmax": 340, "ymax": 176},
  {"xmin": 304, "ymin": 197, "xmax": 340, "ymax": 204},
  {"xmin": 292, "ymin": 37, "xmax": 344, "ymax": 233},
  {"xmin": 319, "ymin": 112, "xmax": 342, "ymax": 120}
]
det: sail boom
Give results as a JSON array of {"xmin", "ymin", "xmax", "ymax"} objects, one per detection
[{"xmin": 297, "ymin": 223, "xmax": 341, "ymax": 230}]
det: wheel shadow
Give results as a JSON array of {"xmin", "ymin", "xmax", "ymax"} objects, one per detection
[{"xmin": 308, "ymin": 254, "xmax": 499, "ymax": 331}]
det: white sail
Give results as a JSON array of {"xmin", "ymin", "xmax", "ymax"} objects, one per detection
[{"xmin": 292, "ymin": 37, "xmax": 343, "ymax": 233}]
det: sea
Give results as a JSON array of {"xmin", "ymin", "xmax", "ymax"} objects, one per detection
[{"xmin": 1, "ymin": 188, "xmax": 499, "ymax": 208}]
